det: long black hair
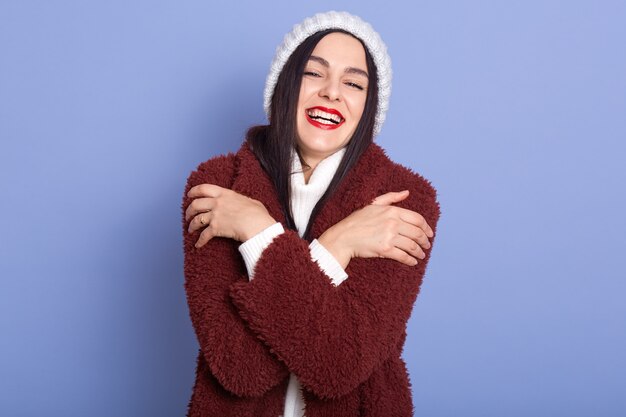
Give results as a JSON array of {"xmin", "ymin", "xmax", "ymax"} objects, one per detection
[{"xmin": 246, "ymin": 28, "xmax": 379, "ymax": 241}]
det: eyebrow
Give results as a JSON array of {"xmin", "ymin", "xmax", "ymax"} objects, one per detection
[{"xmin": 308, "ymin": 55, "xmax": 369, "ymax": 78}]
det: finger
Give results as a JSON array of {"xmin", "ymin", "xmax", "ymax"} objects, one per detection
[
  {"xmin": 371, "ymin": 190, "xmax": 409, "ymax": 206},
  {"xmin": 195, "ymin": 226, "xmax": 217, "ymax": 248},
  {"xmin": 185, "ymin": 197, "xmax": 215, "ymax": 222},
  {"xmin": 187, "ymin": 183, "xmax": 224, "ymax": 199},
  {"xmin": 373, "ymin": 190, "xmax": 409, "ymax": 205},
  {"xmin": 397, "ymin": 221, "xmax": 431, "ymax": 251},
  {"xmin": 378, "ymin": 244, "xmax": 418, "ymax": 266},
  {"xmin": 398, "ymin": 207, "xmax": 434, "ymax": 238},
  {"xmin": 393, "ymin": 234, "xmax": 426, "ymax": 260},
  {"xmin": 188, "ymin": 212, "xmax": 213, "ymax": 234}
]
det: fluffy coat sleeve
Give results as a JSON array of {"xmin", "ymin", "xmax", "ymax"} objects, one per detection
[
  {"xmin": 238, "ymin": 221, "xmax": 349, "ymax": 284},
  {"xmin": 182, "ymin": 154, "xmax": 289, "ymax": 398},
  {"xmin": 228, "ymin": 165, "xmax": 442, "ymax": 400}
]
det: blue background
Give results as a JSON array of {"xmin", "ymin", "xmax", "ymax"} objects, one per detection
[{"xmin": 1, "ymin": 1, "xmax": 625, "ymax": 416}]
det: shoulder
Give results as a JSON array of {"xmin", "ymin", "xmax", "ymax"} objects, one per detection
[
  {"xmin": 370, "ymin": 143, "xmax": 441, "ymax": 226},
  {"xmin": 370, "ymin": 142, "xmax": 438, "ymax": 197},
  {"xmin": 185, "ymin": 150, "xmax": 238, "ymax": 191}
]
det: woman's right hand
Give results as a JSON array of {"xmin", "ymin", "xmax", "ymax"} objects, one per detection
[{"xmin": 318, "ymin": 190, "xmax": 434, "ymax": 269}]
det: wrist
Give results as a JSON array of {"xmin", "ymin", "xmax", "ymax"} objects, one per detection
[
  {"xmin": 242, "ymin": 215, "xmax": 277, "ymax": 242},
  {"xmin": 318, "ymin": 226, "xmax": 352, "ymax": 270}
]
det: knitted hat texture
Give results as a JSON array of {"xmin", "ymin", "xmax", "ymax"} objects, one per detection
[{"xmin": 263, "ymin": 11, "xmax": 392, "ymax": 137}]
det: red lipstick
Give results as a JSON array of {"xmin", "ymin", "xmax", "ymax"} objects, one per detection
[{"xmin": 305, "ymin": 106, "xmax": 345, "ymax": 130}]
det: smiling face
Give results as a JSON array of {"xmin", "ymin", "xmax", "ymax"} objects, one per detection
[{"xmin": 295, "ymin": 32, "xmax": 369, "ymax": 168}]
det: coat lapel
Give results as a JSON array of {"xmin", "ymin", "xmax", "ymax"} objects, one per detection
[
  {"xmin": 230, "ymin": 141, "xmax": 287, "ymax": 225},
  {"xmin": 231, "ymin": 140, "xmax": 392, "ymax": 240}
]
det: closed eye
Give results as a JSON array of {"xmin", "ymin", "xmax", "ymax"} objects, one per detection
[
  {"xmin": 304, "ymin": 71, "xmax": 321, "ymax": 77},
  {"xmin": 346, "ymin": 82, "xmax": 364, "ymax": 91}
]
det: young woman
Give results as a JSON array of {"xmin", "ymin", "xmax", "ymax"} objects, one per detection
[{"xmin": 182, "ymin": 11, "xmax": 441, "ymax": 417}]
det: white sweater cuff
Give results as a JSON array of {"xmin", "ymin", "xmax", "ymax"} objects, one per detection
[
  {"xmin": 238, "ymin": 222, "xmax": 285, "ymax": 280},
  {"xmin": 309, "ymin": 238, "xmax": 349, "ymax": 286}
]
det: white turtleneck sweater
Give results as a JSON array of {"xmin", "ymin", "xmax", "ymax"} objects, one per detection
[{"xmin": 237, "ymin": 146, "xmax": 349, "ymax": 417}]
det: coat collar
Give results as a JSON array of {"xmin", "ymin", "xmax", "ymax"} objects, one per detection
[{"xmin": 231, "ymin": 140, "xmax": 393, "ymax": 240}]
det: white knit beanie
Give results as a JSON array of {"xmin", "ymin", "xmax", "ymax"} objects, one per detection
[{"xmin": 263, "ymin": 11, "xmax": 392, "ymax": 137}]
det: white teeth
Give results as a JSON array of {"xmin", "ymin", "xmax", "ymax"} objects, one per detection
[{"xmin": 306, "ymin": 109, "xmax": 343, "ymax": 124}]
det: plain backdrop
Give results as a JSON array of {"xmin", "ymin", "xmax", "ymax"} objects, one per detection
[{"xmin": 1, "ymin": 1, "xmax": 625, "ymax": 416}]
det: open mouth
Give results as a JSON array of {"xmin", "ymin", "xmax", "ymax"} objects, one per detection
[{"xmin": 305, "ymin": 106, "xmax": 345, "ymax": 130}]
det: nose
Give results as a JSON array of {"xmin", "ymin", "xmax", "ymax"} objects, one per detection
[{"xmin": 318, "ymin": 77, "xmax": 341, "ymax": 102}]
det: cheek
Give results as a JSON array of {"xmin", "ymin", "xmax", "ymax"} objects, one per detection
[
  {"xmin": 298, "ymin": 81, "xmax": 315, "ymax": 107},
  {"xmin": 348, "ymin": 96, "xmax": 367, "ymax": 124}
]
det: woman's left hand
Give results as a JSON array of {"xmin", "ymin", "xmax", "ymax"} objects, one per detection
[{"xmin": 186, "ymin": 184, "xmax": 277, "ymax": 248}]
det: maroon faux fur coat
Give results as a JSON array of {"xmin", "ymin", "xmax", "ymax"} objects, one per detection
[{"xmin": 182, "ymin": 139, "xmax": 441, "ymax": 417}]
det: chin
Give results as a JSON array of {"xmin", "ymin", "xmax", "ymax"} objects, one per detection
[{"xmin": 300, "ymin": 135, "xmax": 344, "ymax": 153}]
